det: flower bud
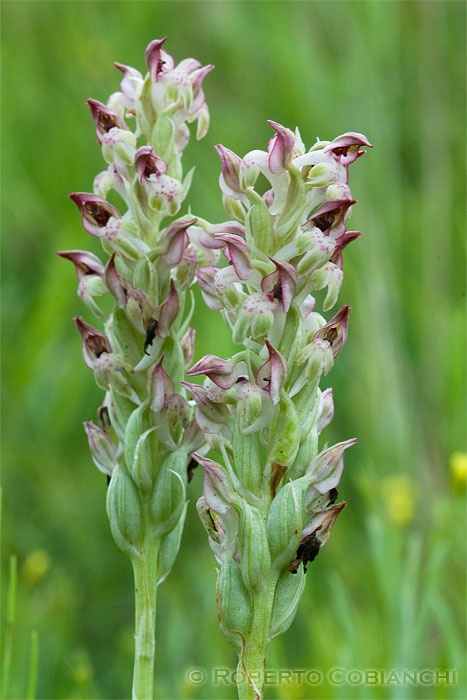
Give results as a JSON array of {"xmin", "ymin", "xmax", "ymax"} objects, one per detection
[
  {"xmin": 147, "ymin": 355, "xmax": 175, "ymax": 412},
  {"xmin": 305, "ymin": 158, "xmax": 347, "ymax": 187},
  {"xmin": 155, "ymin": 281, "xmax": 180, "ymax": 338},
  {"xmin": 311, "ymin": 262, "xmax": 343, "ymax": 311},
  {"xmin": 296, "ymin": 230, "xmax": 335, "ymax": 275},
  {"xmin": 306, "ymin": 438, "xmax": 357, "ymax": 493},
  {"xmin": 193, "ymin": 454, "xmax": 235, "ymax": 515},
  {"xmin": 255, "ymin": 340, "xmax": 287, "ymax": 405},
  {"xmin": 214, "ymin": 232, "xmax": 252, "ymax": 281},
  {"xmin": 114, "ymin": 61, "xmax": 143, "ymax": 110},
  {"xmin": 304, "ymin": 338, "xmax": 334, "ymax": 384},
  {"xmin": 186, "ymin": 354, "xmax": 239, "ymax": 390},
  {"xmin": 213, "ymin": 267, "xmax": 245, "ymax": 310},
  {"xmin": 59, "ymin": 250, "xmax": 106, "ymax": 317},
  {"xmin": 101, "ymin": 127, "xmax": 137, "ymax": 165},
  {"xmin": 181, "ymin": 381, "xmax": 229, "ymax": 435},
  {"xmin": 104, "ymin": 253, "xmax": 131, "ymax": 308},
  {"xmin": 83, "ymin": 421, "xmax": 119, "ymax": 476},
  {"xmin": 134, "ymin": 146, "xmax": 182, "ymax": 215},
  {"xmin": 77, "ymin": 274, "xmax": 106, "ymax": 318},
  {"xmin": 195, "ymin": 267, "xmax": 223, "ymax": 310},
  {"xmin": 317, "ymin": 388, "xmax": 334, "ymax": 433},
  {"xmin": 163, "ymin": 217, "xmax": 197, "ymax": 266},
  {"xmin": 196, "ymin": 496, "xmax": 224, "ymax": 548},
  {"xmin": 196, "ymin": 102, "xmax": 210, "ymax": 140},
  {"xmin": 267, "ymin": 120, "xmax": 295, "ymax": 174},
  {"xmin": 176, "ymin": 247, "xmax": 198, "ymax": 289},
  {"xmin": 180, "ymin": 328, "xmax": 195, "ymax": 370},
  {"xmin": 215, "ymin": 144, "xmax": 243, "ymax": 197},
  {"xmin": 235, "ymin": 381, "xmax": 265, "ymax": 433},
  {"xmin": 58, "ymin": 249, "xmax": 105, "ymax": 280},
  {"xmin": 93, "ymin": 351, "xmax": 135, "ymax": 399},
  {"xmin": 126, "ymin": 289, "xmax": 155, "ymax": 333},
  {"xmin": 165, "ymin": 394, "xmax": 190, "ymax": 431},
  {"xmin": 325, "ymin": 183, "xmax": 352, "ymax": 200},
  {"xmin": 232, "ymin": 293, "xmax": 276, "ymax": 344},
  {"xmin": 74, "ymin": 317, "xmax": 111, "ymax": 369}
]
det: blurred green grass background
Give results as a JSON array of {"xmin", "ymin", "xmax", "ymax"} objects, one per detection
[{"xmin": 1, "ymin": 1, "xmax": 466, "ymax": 699}]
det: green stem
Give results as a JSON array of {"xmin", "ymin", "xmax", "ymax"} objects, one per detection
[
  {"xmin": 1, "ymin": 554, "xmax": 17, "ymax": 700},
  {"xmin": 237, "ymin": 577, "xmax": 277, "ymax": 700},
  {"xmin": 26, "ymin": 630, "xmax": 39, "ymax": 700},
  {"xmin": 131, "ymin": 539, "xmax": 160, "ymax": 700}
]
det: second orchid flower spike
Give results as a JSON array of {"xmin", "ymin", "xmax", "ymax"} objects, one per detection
[{"xmin": 190, "ymin": 121, "xmax": 372, "ymax": 700}]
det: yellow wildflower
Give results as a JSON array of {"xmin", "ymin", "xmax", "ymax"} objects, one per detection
[
  {"xmin": 21, "ymin": 549, "xmax": 51, "ymax": 586},
  {"xmin": 450, "ymin": 452, "xmax": 467, "ymax": 491},
  {"xmin": 381, "ymin": 474, "xmax": 415, "ymax": 526}
]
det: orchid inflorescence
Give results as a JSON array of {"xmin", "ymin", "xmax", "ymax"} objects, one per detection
[
  {"xmin": 60, "ymin": 36, "xmax": 371, "ymax": 700},
  {"xmin": 59, "ymin": 38, "xmax": 217, "ymax": 700},
  {"xmin": 185, "ymin": 122, "xmax": 372, "ymax": 697}
]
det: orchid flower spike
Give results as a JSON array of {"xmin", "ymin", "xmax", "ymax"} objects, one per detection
[
  {"xmin": 190, "ymin": 118, "xmax": 371, "ymax": 698},
  {"xmin": 60, "ymin": 38, "xmax": 216, "ymax": 700}
]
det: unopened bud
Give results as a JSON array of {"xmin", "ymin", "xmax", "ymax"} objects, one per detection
[
  {"xmin": 83, "ymin": 421, "xmax": 119, "ymax": 476},
  {"xmin": 311, "ymin": 262, "xmax": 343, "ymax": 311}
]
